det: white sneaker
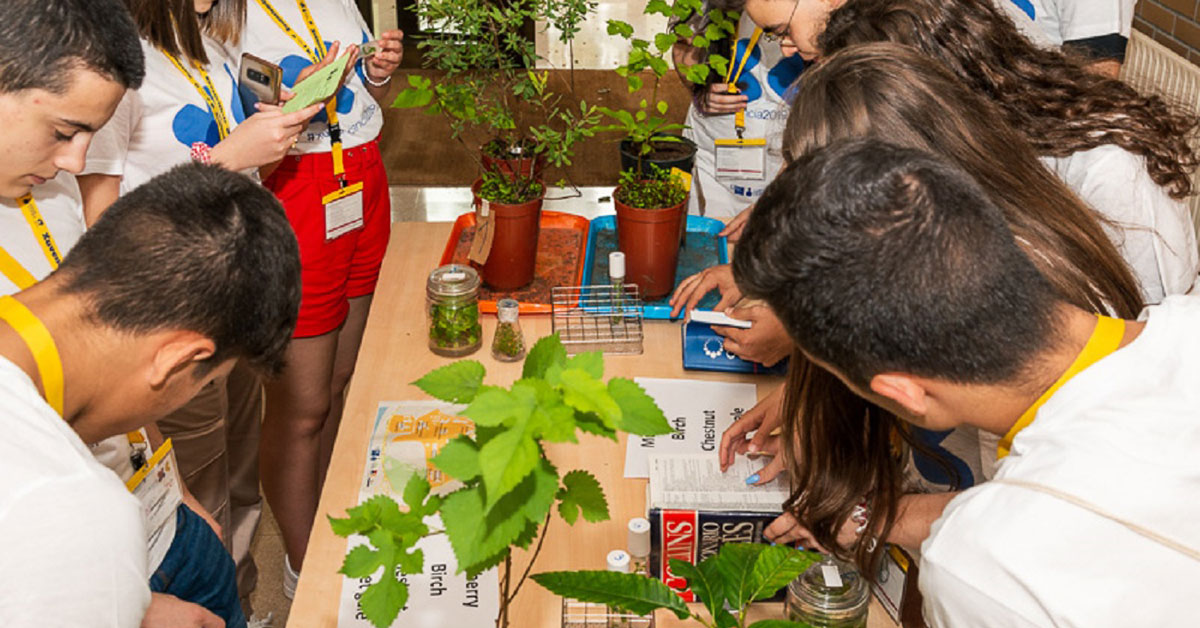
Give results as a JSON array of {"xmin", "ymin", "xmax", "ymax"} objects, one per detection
[
  {"xmin": 283, "ymin": 556, "xmax": 300, "ymax": 600},
  {"xmin": 247, "ymin": 612, "xmax": 274, "ymax": 628}
]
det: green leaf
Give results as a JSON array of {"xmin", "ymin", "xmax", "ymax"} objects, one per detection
[
  {"xmin": 463, "ymin": 385, "xmax": 529, "ymax": 427},
  {"xmin": 746, "ymin": 546, "xmax": 821, "ymax": 603},
  {"xmin": 340, "ymin": 544, "xmax": 384, "ymax": 579},
  {"xmin": 606, "ymin": 19, "xmax": 634, "ymax": 38},
  {"xmin": 397, "ymin": 547, "xmax": 425, "ymax": 575},
  {"xmin": 674, "ymin": 24, "xmax": 694, "ymax": 39},
  {"xmin": 431, "ymin": 435, "xmax": 481, "ymax": 482},
  {"xmin": 478, "ymin": 423, "xmax": 539, "ymax": 509},
  {"xmin": 358, "ymin": 570, "xmax": 408, "ymax": 628},
  {"xmin": 412, "ymin": 361, "xmax": 485, "ymax": 403},
  {"xmin": 522, "ymin": 334, "xmax": 567, "ymax": 379},
  {"xmin": 402, "ymin": 474, "xmax": 431, "ymax": 514},
  {"xmin": 643, "ymin": 0, "xmax": 672, "ymax": 17},
  {"xmin": 715, "ymin": 543, "xmax": 767, "ymax": 609},
  {"xmin": 391, "ymin": 86, "xmax": 433, "ymax": 109},
  {"xmin": 669, "ymin": 559, "xmax": 733, "ymax": 626},
  {"xmin": 656, "ymin": 101, "xmax": 669, "ymax": 115},
  {"xmin": 556, "ymin": 469, "xmax": 609, "ymax": 525},
  {"xmin": 532, "ymin": 571, "xmax": 690, "ymax": 619},
  {"xmin": 574, "ymin": 412, "xmax": 618, "ymax": 440},
  {"xmin": 608, "ymin": 378, "xmax": 672, "ymax": 436},
  {"xmin": 655, "ymin": 32, "xmax": 678, "ymax": 54},
  {"xmin": 560, "ymin": 369, "xmax": 622, "ymax": 428},
  {"xmin": 565, "ymin": 351, "xmax": 603, "ymax": 379},
  {"xmin": 440, "ymin": 486, "xmax": 527, "ymax": 578}
]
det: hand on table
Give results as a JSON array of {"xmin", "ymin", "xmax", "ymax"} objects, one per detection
[
  {"xmin": 697, "ymin": 83, "xmax": 749, "ymax": 115},
  {"xmin": 364, "ymin": 30, "xmax": 404, "ymax": 85},
  {"xmin": 141, "ymin": 593, "xmax": 225, "ymax": 628},
  {"xmin": 719, "ymin": 203, "xmax": 753, "ymax": 243},
  {"xmin": 669, "ymin": 264, "xmax": 742, "ymax": 318},
  {"xmin": 714, "ymin": 303, "xmax": 791, "ymax": 366}
]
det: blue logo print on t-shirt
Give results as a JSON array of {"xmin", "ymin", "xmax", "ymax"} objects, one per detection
[
  {"xmin": 730, "ymin": 38, "xmax": 806, "ymax": 104},
  {"xmin": 1008, "ymin": 0, "xmax": 1036, "ymax": 20},
  {"xmin": 171, "ymin": 63, "xmax": 240, "ymax": 147}
]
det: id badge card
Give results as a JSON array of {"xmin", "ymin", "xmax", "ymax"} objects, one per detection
[
  {"xmin": 323, "ymin": 181, "xmax": 365, "ymax": 241},
  {"xmin": 714, "ymin": 138, "xmax": 767, "ymax": 180},
  {"xmin": 126, "ymin": 438, "xmax": 185, "ymax": 572}
]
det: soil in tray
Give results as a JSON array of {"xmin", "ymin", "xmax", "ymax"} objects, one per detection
[
  {"xmin": 450, "ymin": 226, "xmax": 583, "ymax": 304},
  {"xmin": 590, "ymin": 227, "xmax": 721, "ymax": 310}
]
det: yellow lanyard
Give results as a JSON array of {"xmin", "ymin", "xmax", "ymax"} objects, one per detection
[
  {"xmin": 163, "ymin": 52, "xmax": 232, "ymax": 140},
  {"xmin": 724, "ymin": 28, "xmax": 763, "ymax": 138},
  {"xmin": 0, "ymin": 295, "xmax": 64, "ymax": 416},
  {"xmin": 997, "ymin": 315, "xmax": 1126, "ymax": 458},
  {"xmin": 0, "ymin": 194, "xmax": 63, "ymax": 290},
  {"xmin": 254, "ymin": 0, "xmax": 348, "ymax": 179}
]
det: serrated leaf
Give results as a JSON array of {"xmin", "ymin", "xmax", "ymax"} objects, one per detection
[
  {"xmin": 432, "ymin": 435, "xmax": 481, "ymax": 481},
  {"xmin": 655, "ymin": 32, "xmax": 677, "ymax": 53},
  {"xmin": 532, "ymin": 571, "xmax": 690, "ymax": 619},
  {"xmin": 523, "ymin": 334, "xmax": 567, "ymax": 379},
  {"xmin": 402, "ymin": 474, "xmax": 431, "ymax": 513},
  {"xmin": 441, "ymin": 486, "xmax": 527, "ymax": 577},
  {"xmin": 674, "ymin": 24, "xmax": 694, "ymax": 39},
  {"xmin": 606, "ymin": 19, "xmax": 634, "ymax": 38},
  {"xmin": 463, "ymin": 386, "xmax": 526, "ymax": 427},
  {"xmin": 565, "ymin": 351, "xmax": 603, "ymax": 378},
  {"xmin": 531, "ymin": 402, "xmax": 578, "ymax": 443},
  {"xmin": 358, "ymin": 571, "xmax": 408, "ymax": 628},
  {"xmin": 560, "ymin": 368, "xmax": 622, "ymax": 428},
  {"xmin": 479, "ymin": 423, "xmax": 538, "ymax": 509},
  {"xmin": 669, "ymin": 558, "xmax": 732, "ymax": 625},
  {"xmin": 574, "ymin": 411, "xmax": 618, "ymax": 440},
  {"xmin": 644, "ymin": 0, "xmax": 672, "ymax": 17},
  {"xmin": 412, "ymin": 360, "xmax": 485, "ymax": 403},
  {"xmin": 397, "ymin": 547, "xmax": 424, "ymax": 574},
  {"xmin": 556, "ymin": 469, "xmax": 609, "ymax": 525},
  {"xmin": 608, "ymin": 378, "xmax": 672, "ymax": 436},
  {"xmin": 340, "ymin": 544, "xmax": 385, "ymax": 579}
]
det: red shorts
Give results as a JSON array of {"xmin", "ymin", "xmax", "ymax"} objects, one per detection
[{"xmin": 265, "ymin": 139, "xmax": 391, "ymax": 338}]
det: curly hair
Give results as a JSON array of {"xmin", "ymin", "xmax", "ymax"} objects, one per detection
[{"xmin": 819, "ymin": 0, "xmax": 1198, "ymax": 199}]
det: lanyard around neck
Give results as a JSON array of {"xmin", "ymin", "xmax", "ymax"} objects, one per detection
[
  {"xmin": 724, "ymin": 28, "xmax": 763, "ymax": 137},
  {"xmin": 0, "ymin": 295, "xmax": 64, "ymax": 416},
  {"xmin": 163, "ymin": 52, "xmax": 232, "ymax": 140},
  {"xmin": 254, "ymin": 0, "xmax": 348, "ymax": 179},
  {"xmin": 1, "ymin": 194, "xmax": 63, "ymax": 290},
  {"xmin": 997, "ymin": 315, "xmax": 1126, "ymax": 458}
]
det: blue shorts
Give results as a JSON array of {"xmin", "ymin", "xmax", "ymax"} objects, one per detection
[{"xmin": 150, "ymin": 505, "xmax": 247, "ymax": 628}]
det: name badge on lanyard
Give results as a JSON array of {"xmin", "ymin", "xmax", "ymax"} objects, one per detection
[
  {"xmin": 323, "ymin": 181, "xmax": 365, "ymax": 241},
  {"xmin": 126, "ymin": 439, "xmax": 186, "ymax": 571},
  {"xmin": 715, "ymin": 138, "xmax": 768, "ymax": 180}
]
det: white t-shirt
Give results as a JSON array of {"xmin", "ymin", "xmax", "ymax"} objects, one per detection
[
  {"xmin": 997, "ymin": 0, "xmax": 1056, "ymax": 48},
  {"xmin": 0, "ymin": 357, "xmax": 150, "ymax": 627},
  {"xmin": 920, "ymin": 295, "xmax": 1200, "ymax": 627},
  {"xmin": 84, "ymin": 37, "xmax": 246, "ymax": 192},
  {"xmin": 0, "ymin": 173, "xmax": 85, "ymax": 294},
  {"xmin": 684, "ymin": 15, "xmax": 803, "ymax": 217},
  {"xmin": 1042, "ymin": 145, "xmax": 1200, "ymax": 304},
  {"xmin": 1023, "ymin": 0, "xmax": 1136, "ymax": 46},
  {"xmin": 242, "ymin": 0, "xmax": 383, "ymax": 153}
]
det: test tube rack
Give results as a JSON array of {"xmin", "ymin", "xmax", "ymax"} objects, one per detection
[
  {"xmin": 551, "ymin": 285, "xmax": 645, "ymax": 355},
  {"xmin": 561, "ymin": 597, "xmax": 655, "ymax": 628}
]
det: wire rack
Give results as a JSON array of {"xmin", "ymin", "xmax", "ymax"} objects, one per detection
[
  {"xmin": 551, "ymin": 285, "xmax": 645, "ymax": 355},
  {"xmin": 562, "ymin": 597, "xmax": 655, "ymax": 628}
]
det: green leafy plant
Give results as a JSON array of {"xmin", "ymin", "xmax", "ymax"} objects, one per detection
[
  {"xmin": 491, "ymin": 321, "xmax": 525, "ymax": 360},
  {"xmin": 429, "ymin": 300, "xmax": 481, "ymax": 352},
  {"xmin": 329, "ymin": 334, "xmax": 675, "ymax": 627},
  {"xmin": 599, "ymin": 0, "xmax": 738, "ymax": 174},
  {"xmin": 616, "ymin": 164, "xmax": 688, "ymax": 210},
  {"xmin": 391, "ymin": 0, "xmax": 601, "ymax": 203},
  {"xmin": 533, "ymin": 542, "xmax": 821, "ymax": 628}
]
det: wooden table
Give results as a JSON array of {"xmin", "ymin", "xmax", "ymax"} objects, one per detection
[{"xmin": 288, "ymin": 222, "xmax": 899, "ymax": 627}]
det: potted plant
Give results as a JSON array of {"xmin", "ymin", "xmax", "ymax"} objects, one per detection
[
  {"xmin": 612, "ymin": 165, "xmax": 689, "ymax": 299},
  {"xmin": 328, "ymin": 334, "xmax": 676, "ymax": 627},
  {"xmin": 392, "ymin": 0, "xmax": 599, "ymax": 289},
  {"xmin": 534, "ymin": 541, "xmax": 821, "ymax": 627}
]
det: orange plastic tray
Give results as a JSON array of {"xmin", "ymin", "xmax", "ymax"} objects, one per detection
[{"xmin": 438, "ymin": 210, "xmax": 590, "ymax": 314}]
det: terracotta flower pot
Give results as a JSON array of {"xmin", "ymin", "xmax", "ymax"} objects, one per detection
[
  {"xmin": 471, "ymin": 179, "xmax": 545, "ymax": 290},
  {"xmin": 614, "ymin": 185, "xmax": 688, "ymax": 300}
]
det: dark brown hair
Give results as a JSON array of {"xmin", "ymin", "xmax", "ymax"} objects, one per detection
[
  {"xmin": 819, "ymin": 0, "xmax": 1198, "ymax": 199},
  {"xmin": 124, "ymin": 0, "xmax": 246, "ymax": 66},
  {"xmin": 774, "ymin": 42, "xmax": 1144, "ymax": 576}
]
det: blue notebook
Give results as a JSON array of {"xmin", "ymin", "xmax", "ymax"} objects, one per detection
[{"xmin": 681, "ymin": 321, "xmax": 789, "ymax": 375}]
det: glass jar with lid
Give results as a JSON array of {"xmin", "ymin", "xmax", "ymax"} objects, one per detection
[
  {"xmin": 786, "ymin": 557, "xmax": 869, "ymax": 628},
  {"xmin": 427, "ymin": 264, "xmax": 482, "ymax": 357}
]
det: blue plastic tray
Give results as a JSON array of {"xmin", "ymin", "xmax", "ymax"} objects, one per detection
[{"xmin": 580, "ymin": 215, "xmax": 730, "ymax": 320}]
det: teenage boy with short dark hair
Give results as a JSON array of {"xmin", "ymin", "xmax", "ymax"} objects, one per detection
[{"xmin": 733, "ymin": 138, "xmax": 1200, "ymax": 626}]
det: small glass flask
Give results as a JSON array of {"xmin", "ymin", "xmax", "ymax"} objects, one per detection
[
  {"xmin": 785, "ymin": 557, "xmax": 869, "ymax": 628},
  {"xmin": 491, "ymin": 298, "xmax": 526, "ymax": 362},
  {"xmin": 427, "ymin": 264, "xmax": 482, "ymax": 357}
]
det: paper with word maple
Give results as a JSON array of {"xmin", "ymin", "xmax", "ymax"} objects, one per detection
[
  {"xmin": 623, "ymin": 378, "xmax": 758, "ymax": 478},
  {"xmin": 336, "ymin": 401, "xmax": 499, "ymax": 627}
]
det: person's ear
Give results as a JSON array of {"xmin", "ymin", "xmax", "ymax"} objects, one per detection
[
  {"xmin": 869, "ymin": 373, "xmax": 929, "ymax": 417},
  {"xmin": 148, "ymin": 331, "xmax": 216, "ymax": 389}
]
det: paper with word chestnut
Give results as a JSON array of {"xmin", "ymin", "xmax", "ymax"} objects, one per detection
[
  {"xmin": 336, "ymin": 401, "xmax": 498, "ymax": 627},
  {"xmin": 622, "ymin": 378, "xmax": 757, "ymax": 478}
]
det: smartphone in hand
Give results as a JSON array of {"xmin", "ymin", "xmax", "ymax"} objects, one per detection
[{"xmin": 238, "ymin": 53, "xmax": 282, "ymax": 114}]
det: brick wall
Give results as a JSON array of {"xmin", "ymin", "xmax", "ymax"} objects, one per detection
[{"xmin": 1135, "ymin": 0, "xmax": 1200, "ymax": 66}]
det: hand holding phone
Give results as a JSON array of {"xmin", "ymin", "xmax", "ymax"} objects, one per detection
[{"xmin": 238, "ymin": 53, "xmax": 282, "ymax": 113}]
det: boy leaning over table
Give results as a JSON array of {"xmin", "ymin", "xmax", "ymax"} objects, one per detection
[
  {"xmin": 732, "ymin": 137, "xmax": 1200, "ymax": 627},
  {"xmin": 0, "ymin": 161, "xmax": 301, "ymax": 627}
]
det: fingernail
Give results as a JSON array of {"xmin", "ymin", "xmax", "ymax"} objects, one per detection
[
  {"xmin": 747, "ymin": 443, "xmax": 759, "ymax": 453},
  {"xmin": 745, "ymin": 473, "xmax": 760, "ymax": 485},
  {"xmin": 795, "ymin": 543, "xmax": 805, "ymax": 550},
  {"xmin": 769, "ymin": 542, "xmax": 776, "ymax": 546}
]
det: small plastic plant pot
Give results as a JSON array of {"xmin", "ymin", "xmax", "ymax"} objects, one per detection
[
  {"xmin": 618, "ymin": 134, "xmax": 698, "ymax": 177},
  {"xmin": 471, "ymin": 179, "xmax": 545, "ymax": 291},
  {"xmin": 613, "ymin": 185, "xmax": 688, "ymax": 300}
]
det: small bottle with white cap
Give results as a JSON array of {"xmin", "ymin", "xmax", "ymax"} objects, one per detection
[
  {"xmin": 491, "ymin": 298, "xmax": 526, "ymax": 362},
  {"xmin": 606, "ymin": 549, "xmax": 633, "ymax": 628},
  {"xmin": 627, "ymin": 517, "xmax": 651, "ymax": 576},
  {"xmin": 609, "ymin": 251, "xmax": 626, "ymax": 325}
]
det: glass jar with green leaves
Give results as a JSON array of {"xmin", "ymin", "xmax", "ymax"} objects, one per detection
[{"xmin": 427, "ymin": 264, "xmax": 483, "ymax": 356}]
